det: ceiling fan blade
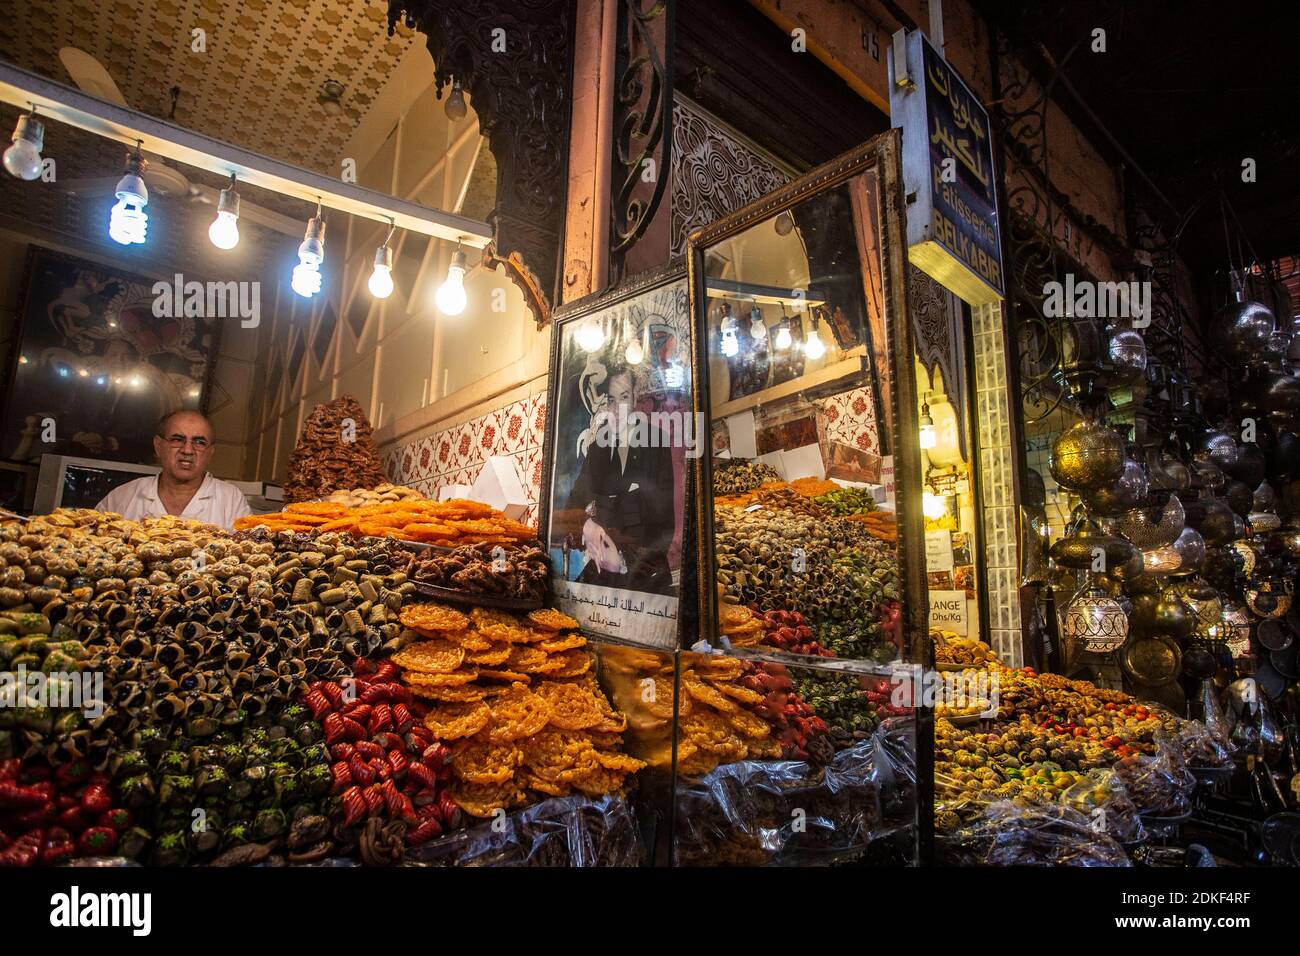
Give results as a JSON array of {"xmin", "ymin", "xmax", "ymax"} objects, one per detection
[
  {"xmin": 58, "ymin": 47, "xmax": 129, "ymax": 106},
  {"xmin": 58, "ymin": 46, "xmax": 194, "ymax": 196},
  {"xmin": 61, "ymin": 176, "xmax": 120, "ymax": 198}
]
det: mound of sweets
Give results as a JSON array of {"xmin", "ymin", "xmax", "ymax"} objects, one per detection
[
  {"xmin": 392, "ymin": 602, "xmax": 646, "ymax": 817},
  {"xmin": 237, "ymin": 497, "xmax": 537, "ymax": 547}
]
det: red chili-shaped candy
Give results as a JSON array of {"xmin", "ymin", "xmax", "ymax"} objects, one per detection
[
  {"xmin": 341, "ymin": 717, "xmax": 367, "ymax": 741},
  {"xmin": 373, "ymin": 661, "xmax": 400, "ymax": 683},
  {"xmin": 353, "ymin": 740, "xmax": 383, "ymax": 761},
  {"xmin": 303, "ymin": 689, "xmax": 332, "ymax": 720},
  {"xmin": 391, "ymin": 703, "xmax": 414, "ymax": 734},
  {"xmin": 361, "ymin": 785, "xmax": 385, "ymax": 817},
  {"xmin": 329, "ymin": 742, "xmax": 356, "ymax": 762},
  {"xmin": 322, "ymin": 713, "xmax": 346, "ymax": 745},
  {"xmin": 330, "ymin": 762, "xmax": 353, "ymax": 791},
  {"xmin": 348, "ymin": 755, "xmax": 375, "ymax": 787},
  {"xmin": 367, "ymin": 704, "xmax": 392, "ymax": 735},
  {"xmin": 387, "ymin": 749, "xmax": 409, "ymax": 779},
  {"xmin": 407, "ymin": 763, "xmax": 436, "ymax": 790},
  {"xmin": 341, "ymin": 786, "xmax": 367, "ymax": 826},
  {"xmin": 342, "ymin": 702, "xmax": 372, "ymax": 723}
]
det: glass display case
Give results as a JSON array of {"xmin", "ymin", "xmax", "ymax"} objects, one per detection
[{"xmin": 676, "ymin": 131, "xmax": 932, "ymax": 864}]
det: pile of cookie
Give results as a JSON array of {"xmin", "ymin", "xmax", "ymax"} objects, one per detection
[
  {"xmin": 284, "ymin": 394, "xmax": 388, "ymax": 503},
  {"xmin": 602, "ymin": 649, "xmax": 781, "ymax": 778},
  {"xmin": 391, "ymin": 603, "xmax": 645, "ymax": 817},
  {"xmin": 236, "ymin": 498, "xmax": 537, "ymax": 548},
  {"xmin": 320, "ymin": 483, "xmax": 424, "ymax": 508},
  {"xmin": 404, "ymin": 541, "xmax": 549, "ymax": 603}
]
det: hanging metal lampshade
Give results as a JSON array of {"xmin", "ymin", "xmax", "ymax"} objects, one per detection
[
  {"xmin": 1193, "ymin": 458, "xmax": 1227, "ymax": 491},
  {"xmin": 1159, "ymin": 450, "xmax": 1192, "ymax": 492},
  {"xmin": 1196, "ymin": 428, "xmax": 1240, "ymax": 469},
  {"xmin": 1170, "ymin": 525, "xmax": 1207, "ymax": 575},
  {"xmin": 1107, "ymin": 327, "xmax": 1148, "ymax": 386},
  {"xmin": 1249, "ymin": 480, "xmax": 1282, "ymax": 531},
  {"xmin": 1050, "ymin": 419, "xmax": 1126, "ymax": 491},
  {"xmin": 1119, "ymin": 494, "xmax": 1185, "ymax": 550},
  {"xmin": 1226, "ymin": 443, "xmax": 1267, "ymax": 487},
  {"xmin": 1192, "ymin": 494, "xmax": 1238, "ymax": 546},
  {"xmin": 1221, "ymin": 599, "xmax": 1252, "ymax": 657},
  {"xmin": 1142, "ymin": 545, "xmax": 1183, "ymax": 574},
  {"xmin": 1049, "ymin": 519, "xmax": 1137, "ymax": 569},
  {"xmin": 1142, "ymin": 445, "xmax": 1178, "ymax": 493},
  {"xmin": 1223, "ymin": 480, "xmax": 1253, "ymax": 517},
  {"xmin": 1083, "ymin": 455, "xmax": 1149, "ymax": 516},
  {"xmin": 1216, "ymin": 299, "xmax": 1276, "ymax": 367},
  {"xmin": 1063, "ymin": 582, "xmax": 1130, "ymax": 653}
]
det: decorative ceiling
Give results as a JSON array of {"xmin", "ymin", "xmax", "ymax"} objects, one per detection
[{"xmin": 0, "ymin": 0, "xmax": 419, "ymax": 172}]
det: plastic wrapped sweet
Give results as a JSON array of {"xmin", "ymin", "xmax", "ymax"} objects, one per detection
[
  {"xmin": 1111, "ymin": 729, "xmax": 1195, "ymax": 818},
  {"xmin": 1060, "ymin": 771, "xmax": 1145, "ymax": 845},
  {"xmin": 672, "ymin": 722, "xmax": 916, "ymax": 866},
  {"xmin": 402, "ymin": 793, "xmax": 641, "ymax": 867},
  {"xmin": 1176, "ymin": 717, "xmax": 1234, "ymax": 767},
  {"xmin": 937, "ymin": 799, "xmax": 1130, "ymax": 866}
]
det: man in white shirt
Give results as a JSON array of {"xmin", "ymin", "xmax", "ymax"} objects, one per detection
[{"xmin": 95, "ymin": 410, "xmax": 252, "ymax": 529}]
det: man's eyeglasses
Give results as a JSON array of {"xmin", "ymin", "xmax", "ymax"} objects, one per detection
[{"xmin": 160, "ymin": 434, "xmax": 211, "ymax": 450}]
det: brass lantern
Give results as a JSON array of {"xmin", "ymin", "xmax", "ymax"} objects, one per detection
[
  {"xmin": 1063, "ymin": 581, "xmax": 1130, "ymax": 653},
  {"xmin": 1050, "ymin": 419, "xmax": 1126, "ymax": 492}
]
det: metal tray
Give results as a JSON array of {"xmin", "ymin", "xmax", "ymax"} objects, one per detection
[{"xmin": 1121, "ymin": 634, "xmax": 1182, "ymax": 686}]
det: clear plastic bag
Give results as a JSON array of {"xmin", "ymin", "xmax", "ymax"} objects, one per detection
[
  {"xmin": 672, "ymin": 722, "xmax": 916, "ymax": 866},
  {"xmin": 937, "ymin": 799, "xmax": 1130, "ymax": 866},
  {"xmin": 1112, "ymin": 729, "xmax": 1195, "ymax": 818},
  {"xmin": 1060, "ymin": 770, "xmax": 1146, "ymax": 844},
  {"xmin": 1176, "ymin": 717, "xmax": 1234, "ymax": 767},
  {"xmin": 402, "ymin": 793, "xmax": 642, "ymax": 867}
]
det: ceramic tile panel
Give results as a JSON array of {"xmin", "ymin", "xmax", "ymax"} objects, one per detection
[
  {"xmin": 972, "ymin": 302, "xmax": 1023, "ymax": 667},
  {"xmin": 379, "ymin": 391, "xmax": 547, "ymax": 527}
]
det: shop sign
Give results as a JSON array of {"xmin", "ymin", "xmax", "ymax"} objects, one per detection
[
  {"xmin": 928, "ymin": 589, "xmax": 969, "ymax": 635},
  {"xmin": 925, "ymin": 529, "xmax": 954, "ymax": 572},
  {"xmin": 888, "ymin": 30, "xmax": 1004, "ymax": 306}
]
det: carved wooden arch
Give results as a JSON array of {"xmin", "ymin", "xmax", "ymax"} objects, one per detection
[{"xmin": 386, "ymin": 1, "xmax": 574, "ymax": 327}]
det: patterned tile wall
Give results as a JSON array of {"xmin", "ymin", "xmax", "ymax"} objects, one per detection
[
  {"xmin": 972, "ymin": 301, "xmax": 1023, "ymax": 666},
  {"xmin": 381, "ymin": 391, "xmax": 548, "ymax": 527},
  {"xmin": 814, "ymin": 386, "xmax": 881, "ymax": 459}
]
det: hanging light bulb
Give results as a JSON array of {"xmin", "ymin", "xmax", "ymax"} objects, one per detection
[
  {"xmin": 923, "ymin": 492, "xmax": 948, "ymax": 520},
  {"xmin": 625, "ymin": 330, "xmax": 644, "ymax": 365},
  {"xmin": 719, "ymin": 305, "xmax": 739, "ymax": 357},
  {"xmin": 292, "ymin": 205, "xmax": 326, "ymax": 298},
  {"xmin": 773, "ymin": 211, "xmax": 794, "ymax": 236},
  {"xmin": 368, "ymin": 220, "xmax": 396, "ymax": 299},
  {"xmin": 805, "ymin": 317, "xmax": 826, "ymax": 359},
  {"xmin": 207, "ymin": 174, "xmax": 240, "ymax": 250},
  {"xmin": 774, "ymin": 324, "xmax": 793, "ymax": 350},
  {"xmin": 108, "ymin": 146, "xmax": 148, "ymax": 245},
  {"xmin": 919, "ymin": 402, "xmax": 936, "ymax": 450},
  {"xmin": 577, "ymin": 319, "xmax": 605, "ymax": 353},
  {"xmin": 3, "ymin": 111, "xmax": 44, "ymax": 180},
  {"xmin": 624, "ymin": 335, "xmax": 644, "ymax": 366},
  {"xmin": 436, "ymin": 244, "xmax": 468, "ymax": 315},
  {"xmin": 444, "ymin": 79, "xmax": 467, "ymax": 121},
  {"xmin": 749, "ymin": 305, "xmax": 766, "ymax": 340}
]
